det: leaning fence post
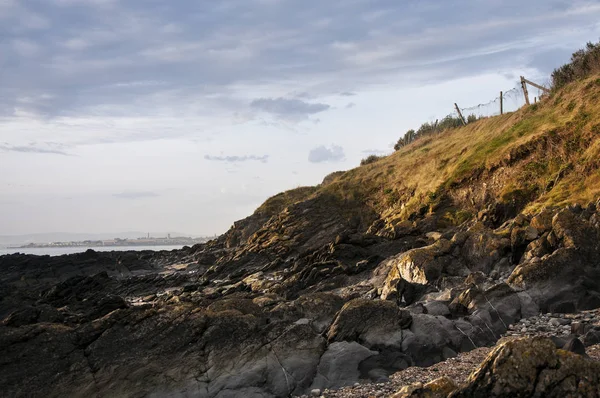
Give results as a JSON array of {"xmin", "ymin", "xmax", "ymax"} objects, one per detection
[
  {"xmin": 520, "ymin": 76, "xmax": 530, "ymax": 105},
  {"xmin": 500, "ymin": 91, "xmax": 503, "ymax": 115},
  {"xmin": 454, "ymin": 103, "xmax": 467, "ymax": 125}
]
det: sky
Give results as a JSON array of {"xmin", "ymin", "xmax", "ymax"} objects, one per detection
[{"xmin": 1, "ymin": 0, "xmax": 600, "ymax": 237}]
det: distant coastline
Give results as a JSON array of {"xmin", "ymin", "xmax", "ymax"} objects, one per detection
[{"xmin": 11, "ymin": 235, "xmax": 211, "ymax": 249}]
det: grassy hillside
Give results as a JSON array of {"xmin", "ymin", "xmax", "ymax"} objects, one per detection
[{"xmin": 250, "ymin": 73, "xmax": 600, "ymax": 237}]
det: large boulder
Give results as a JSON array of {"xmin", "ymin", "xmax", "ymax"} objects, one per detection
[
  {"xmin": 309, "ymin": 341, "xmax": 377, "ymax": 391},
  {"xmin": 383, "ymin": 239, "xmax": 454, "ymax": 286},
  {"xmin": 451, "ymin": 337, "xmax": 600, "ymax": 397},
  {"xmin": 327, "ymin": 299, "xmax": 412, "ymax": 348},
  {"xmin": 401, "ymin": 314, "xmax": 472, "ymax": 366},
  {"xmin": 460, "ymin": 226, "xmax": 510, "ymax": 275}
]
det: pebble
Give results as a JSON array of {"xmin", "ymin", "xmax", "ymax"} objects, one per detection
[{"xmin": 296, "ymin": 308, "xmax": 600, "ymax": 398}]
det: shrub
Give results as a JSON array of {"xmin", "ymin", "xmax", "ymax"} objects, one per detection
[
  {"xmin": 394, "ymin": 115, "xmax": 467, "ymax": 151},
  {"xmin": 551, "ymin": 40, "xmax": 600, "ymax": 90},
  {"xmin": 360, "ymin": 154, "xmax": 384, "ymax": 166},
  {"xmin": 394, "ymin": 129, "xmax": 415, "ymax": 150}
]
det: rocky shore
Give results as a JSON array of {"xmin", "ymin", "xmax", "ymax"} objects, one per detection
[{"xmin": 2, "ymin": 199, "xmax": 600, "ymax": 397}]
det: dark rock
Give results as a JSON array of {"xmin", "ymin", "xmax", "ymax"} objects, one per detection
[
  {"xmin": 327, "ymin": 299, "xmax": 412, "ymax": 347},
  {"xmin": 2, "ymin": 306, "xmax": 39, "ymax": 327},
  {"xmin": 423, "ymin": 301, "xmax": 450, "ymax": 317},
  {"xmin": 310, "ymin": 341, "xmax": 376, "ymax": 391},
  {"xmin": 358, "ymin": 348, "xmax": 412, "ymax": 380},
  {"xmin": 571, "ymin": 322, "xmax": 593, "ymax": 335},
  {"xmin": 583, "ymin": 328, "xmax": 600, "ymax": 346},
  {"xmin": 562, "ymin": 336, "xmax": 586, "ymax": 356}
]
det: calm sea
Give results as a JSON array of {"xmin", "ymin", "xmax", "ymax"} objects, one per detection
[{"xmin": 0, "ymin": 245, "xmax": 185, "ymax": 257}]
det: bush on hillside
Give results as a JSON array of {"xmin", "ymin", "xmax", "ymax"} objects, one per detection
[
  {"xmin": 360, "ymin": 154, "xmax": 384, "ymax": 166},
  {"xmin": 394, "ymin": 114, "xmax": 473, "ymax": 151},
  {"xmin": 552, "ymin": 40, "xmax": 600, "ymax": 90},
  {"xmin": 394, "ymin": 129, "xmax": 415, "ymax": 150}
]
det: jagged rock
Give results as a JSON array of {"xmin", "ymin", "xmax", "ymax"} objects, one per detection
[
  {"xmin": 207, "ymin": 298, "xmax": 262, "ymax": 316},
  {"xmin": 3, "ymin": 194, "xmax": 600, "ymax": 397},
  {"xmin": 451, "ymin": 337, "xmax": 600, "ymax": 397},
  {"xmin": 460, "ymin": 227, "xmax": 510, "ymax": 275},
  {"xmin": 383, "ymin": 239, "xmax": 454, "ymax": 286},
  {"xmin": 508, "ymin": 208, "xmax": 600, "ymax": 313},
  {"xmin": 2, "ymin": 306, "xmax": 39, "ymax": 327},
  {"xmin": 294, "ymin": 293, "xmax": 345, "ymax": 333},
  {"xmin": 327, "ymin": 299, "xmax": 412, "ymax": 348},
  {"xmin": 530, "ymin": 208, "xmax": 554, "ymax": 232}
]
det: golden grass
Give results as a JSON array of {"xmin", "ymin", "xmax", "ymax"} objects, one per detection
[{"xmin": 253, "ymin": 74, "xmax": 600, "ymax": 222}]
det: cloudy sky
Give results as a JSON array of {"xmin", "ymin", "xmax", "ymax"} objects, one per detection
[{"xmin": 1, "ymin": 0, "xmax": 599, "ymax": 236}]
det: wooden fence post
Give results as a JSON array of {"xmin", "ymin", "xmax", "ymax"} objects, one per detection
[
  {"xmin": 521, "ymin": 76, "xmax": 530, "ymax": 106},
  {"xmin": 500, "ymin": 91, "xmax": 503, "ymax": 115},
  {"xmin": 454, "ymin": 103, "xmax": 467, "ymax": 125}
]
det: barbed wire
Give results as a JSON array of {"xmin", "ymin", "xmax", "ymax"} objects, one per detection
[
  {"xmin": 459, "ymin": 84, "xmax": 526, "ymax": 118},
  {"xmin": 396, "ymin": 78, "xmax": 541, "ymax": 149}
]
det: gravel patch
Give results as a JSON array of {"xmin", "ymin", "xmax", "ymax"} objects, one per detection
[{"xmin": 297, "ymin": 308, "xmax": 600, "ymax": 398}]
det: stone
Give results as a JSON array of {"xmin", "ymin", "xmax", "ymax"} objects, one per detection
[
  {"xmin": 452, "ymin": 337, "xmax": 600, "ymax": 397},
  {"xmin": 530, "ymin": 208, "xmax": 554, "ymax": 233},
  {"xmin": 425, "ymin": 232, "xmax": 443, "ymax": 241},
  {"xmin": 391, "ymin": 376, "xmax": 457, "ymax": 398},
  {"xmin": 327, "ymin": 299, "xmax": 412, "ymax": 348},
  {"xmin": 562, "ymin": 336, "xmax": 586, "ymax": 356},
  {"xmin": 310, "ymin": 341, "xmax": 377, "ymax": 391},
  {"xmin": 442, "ymin": 347, "xmax": 457, "ymax": 360},
  {"xmin": 571, "ymin": 322, "xmax": 592, "ymax": 335},
  {"xmin": 310, "ymin": 388, "xmax": 321, "ymax": 396},
  {"xmin": 423, "ymin": 301, "xmax": 450, "ymax": 317},
  {"xmin": 583, "ymin": 328, "xmax": 600, "ymax": 346}
]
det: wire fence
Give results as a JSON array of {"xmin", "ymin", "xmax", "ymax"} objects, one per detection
[
  {"xmin": 395, "ymin": 77, "xmax": 549, "ymax": 150},
  {"xmin": 460, "ymin": 86, "xmax": 524, "ymax": 118}
]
